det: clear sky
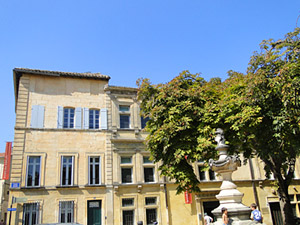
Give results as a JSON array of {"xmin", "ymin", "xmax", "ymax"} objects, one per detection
[{"xmin": 0, "ymin": 0, "xmax": 299, "ymax": 152}]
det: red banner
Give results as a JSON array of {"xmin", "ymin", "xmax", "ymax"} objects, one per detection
[
  {"xmin": 3, "ymin": 142, "xmax": 12, "ymax": 180},
  {"xmin": 184, "ymin": 190, "xmax": 192, "ymax": 204}
]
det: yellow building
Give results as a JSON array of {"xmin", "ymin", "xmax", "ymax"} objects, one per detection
[{"xmin": 9, "ymin": 68, "xmax": 300, "ymax": 225}]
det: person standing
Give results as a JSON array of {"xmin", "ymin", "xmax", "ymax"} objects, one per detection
[
  {"xmin": 204, "ymin": 212, "xmax": 213, "ymax": 225},
  {"xmin": 222, "ymin": 207, "xmax": 229, "ymax": 225},
  {"xmin": 250, "ymin": 203, "xmax": 263, "ymax": 223}
]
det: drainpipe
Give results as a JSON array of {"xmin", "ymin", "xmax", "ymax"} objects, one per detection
[
  {"xmin": 163, "ymin": 177, "xmax": 169, "ymax": 225},
  {"xmin": 249, "ymin": 158, "xmax": 260, "ymax": 209}
]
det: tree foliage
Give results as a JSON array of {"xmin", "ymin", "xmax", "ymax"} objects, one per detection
[{"xmin": 137, "ymin": 28, "xmax": 300, "ymax": 224}]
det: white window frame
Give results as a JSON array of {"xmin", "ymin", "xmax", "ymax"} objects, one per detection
[
  {"xmin": 60, "ymin": 156, "xmax": 74, "ymax": 186},
  {"xmin": 89, "ymin": 109, "xmax": 100, "ymax": 129},
  {"xmin": 143, "ymin": 156, "xmax": 155, "ymax": 183},
  {"xmin": 121, "ymin": 196, "xmax": 136, "ymax": 225},
  {"xmin": 88, "ymin": 156, "xmax": 101, "ymax": 185},
  {"xmin": 119, "ymin": 105, "xmax": 131, "ymax": 129},
  {"xmin": 25, "ymin": 156, "xmax": 41, "ymax": 187},
  {"xmin": 22, "ymin": 202, "xmax": 40, "ymax": 225},
  {"xmin": 63, "ymin": 107, "xmax": 75, "ymax": 129},
  {"xmin": 59, "ymin": 201, "xmax": 74, "ymax": 223},
  {"xmin": 121, "ymin": 156, "xmax": 133, "ymax": 184}
]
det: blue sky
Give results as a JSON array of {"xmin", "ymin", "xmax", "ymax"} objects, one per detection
[{"xmin": 0, "ymin": 0, "xmax": 299, "ymax": 152}]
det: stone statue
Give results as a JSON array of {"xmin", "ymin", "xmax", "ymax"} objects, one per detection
[{"xmin": 215, "ymin": 128, "xmax": 226, "ymax": 146}]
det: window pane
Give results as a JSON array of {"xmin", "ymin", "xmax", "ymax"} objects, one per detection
[
  {"xmin": 198, "ymin": 166, "xmax": 206, "ymax": 181},
  {"xmin": 122, "ymin": 168, "xmax": 132, "ymax": 183},
  {"xmin": 61, "ymin": 156, "xmax": 73, "ymax": 186},
  {"xmin": 119, "ymin": 106, "xmax": 130, "ymax": 112},
  {"xmin": 146, "ymin": 208, "xmax": 157, "ymax": 225},
  {"xmin": 27, "ymin": 156, "xmax": 40, "ymax": 187},
  {"xmin": 145, "ymin": 197, "xmax": 157, "ymax": 205},
  {"xmin": 60, "ymin": 201, "xmax": 74, "ymax": 223},
  {"xmin": 121, "ymin": 157, "xmax": 132, "ymax": 164},
  {"xmin": 122, "ymin": 198, "xmax": 134, "ymax": 207},
  {"xmin": 141, "ymin": 116, "xmax": 150, "ymax": 129},
  {"xmin": 89, "ymin": 109, "xmax": 100, "ymax": 129},
  {"xmin": 63, "ymin": 108, "xmax": 74, "ymax": 128},
  {"xmin": 23, "ymin": 203, "xmax": 39, "ymax": 225},
  {"xmin": 120, "ymin": 115, "xmax": 130, "ymax": 128},
  {"xmin": 143, "ymin": 156, "xmax": 153, "ymax": 164},
  {"xmin": 297, "ymin": 194, "xmax": 300, "ymax": 202},
  {"xmin": 209, "ymin": 169, "xmax": 216, "ymax": 180},
  {"xmin": 89, "ymin": 156, "xmax": 101, "ymax": 185},
  {"xmin": 123, "ymin": 210, "xmax": 134, "ymax": 225},
  {"xmin": 144, "ymin": 168, "xmax": 154, "ymax": 182}
]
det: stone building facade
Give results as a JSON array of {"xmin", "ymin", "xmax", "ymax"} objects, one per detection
[{"xmin": 9, "ymin": 68, "xmax": 300, "ymax": 225}]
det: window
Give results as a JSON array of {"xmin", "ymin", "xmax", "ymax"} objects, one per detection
[
  {"xmin": 144, "ymin": 168, "xmax": 155, "ymax": 183},
  {"xmin": 59, "ymin": 201, "xmax": 74, "ymax": 223},
  {"xmin": 89, "ymin": 109, "xmax": 100, "ymax": 129},
  {"xmin": 63, "ymin": 108, "xmax": 75, "ymax": 128},
  {"xmin": 122, "ymin": 198, "xmax": 134, "ymax": 207},
  {"xmin": 61, "ymin": 156, "xmax": 74, "ymax": 186},
  {"xmin": 122, "ymin": 168, "xmax": 132, "ymax": 183},
  {"xmin": 121, "ymin": 157, "xmax": 132, "ymax": 164},
  {"xmin": 141, "ymin": 116, "xmax": 149, "ymax": 129},
  {"xmin": 143, "ymin": 156, "xmax": 155, "ymax": 183},
  {"xmin": 119, "ymin": 105, "xmax": 130, "ymax": 129},
  {"xmin": 121, "ymin": 156, "xmax": 133, "ymax": 184},
  {"xmin": 89, "ymin": 156, "xmax": 101, "ymax": 185},
  {"xmin": 209, "ymin": 169, "xmax": 216, "ymax": 180},
  {"xmin": 145, "ymin": 197, "xmax": 158, "ymax": 225},
  {"xmin": 121, "ymin": 197, "xmax": 135, "ymax": 225},
  {"xmin": 123, "ymin": 210, "xmax": 134, "ymax": 225},
  {"xmin": 197, "ymin": 164, "xmax": 216, "ymax": 181},
  {"xmin": 23, "ymin": 203, "xmax": 39, "ymax": 225},
  {"xmin": 26, "ymin": 156, "xmax": 41, "ymax": 187},
  {"xmin": 198, "ymin": 166, "xmax": 206, "ymax": 181},
  {"xmin": 145, "ymin": 197, "xmax": 157, "ymax": 205},
  {"xmin": 146, "ymin": 209, "xmax": 157, "ymax": 225}
]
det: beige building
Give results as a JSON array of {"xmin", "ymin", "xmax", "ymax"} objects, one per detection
[
  {"xmin": 9, "ymin": 68, "xmax": 300, "ymax": 225},
  {"xmin": 0, "ymin": 153, "xmax": 9, "ymax": 223}
]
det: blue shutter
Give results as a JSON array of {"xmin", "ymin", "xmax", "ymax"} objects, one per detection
[
  {"xmin": 100, "ymin": 108, "xmax": 108, "ymax": 130},
  {"xmin": 31, "ymin": 105, "xmax": 44, "ymax": 128},
  {"xmin": 75, "ymin": 107, "xmax": 82, "ymax": 129},
  {"xmin": 57, "ymin": 106, "xmax": 63, "ymax": 128},
  {"xmin": 83, "ymin": 108, "xmax": 89, "ymax": 129}
]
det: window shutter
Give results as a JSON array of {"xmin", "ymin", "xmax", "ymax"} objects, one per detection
[
  {"xmin": 31, "ymin": 105, "xmax": 44, "ymax": 128},
  {"xmin": 100, "ymin": 108, "xmax": 108, "ymax": 130},
  {"xmin": 57, "ymin": 106, "xmax": 63, "ymax": 128},
  {"xmin": 75, "ymin": 107, "xmax": 82, "ymax": 129},
  {"xmin": 83, "ymin": 108, "xmax": 89, "ymax": 129}
]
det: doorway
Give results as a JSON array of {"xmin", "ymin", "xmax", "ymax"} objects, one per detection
[
  {"xmin": 269, "ymin": 202, "xmax": 283, "ymax": 225},
  {"xmin": 88, "ymin": 200, "xmax": 102, "ymax": 225},
  {"xmin": 203, "ymin": 201, "xmax": 219, "ymax": 222}
]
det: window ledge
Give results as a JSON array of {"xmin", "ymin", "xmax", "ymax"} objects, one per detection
[
  {"xmin": 56, "ymin": 185, "xmax": 79, "ymax": 189},
  {"xmin": 84, "ymin": 184, "xmax": 106, "ymax": 188},
  {"xmin": 21, "ymin": 186, "xmax": 45, "ymax": 190}
]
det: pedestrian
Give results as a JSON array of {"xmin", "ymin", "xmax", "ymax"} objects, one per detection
[
  {"xmin": 221, "ymin": 207, "xmax": 229, "ymax": 225},
  {"xmin": 0, "ymin": 220, "xmax": 4, "ymax": 225},
  {"xmin": 250, "ymin": 203, "xmax": 263, "ymax": 223},
  {"xmin": 204, "ymin": 212, "xmax": 213, "ymax": 225}
]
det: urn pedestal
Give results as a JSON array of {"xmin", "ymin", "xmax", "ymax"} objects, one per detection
[{"xmin": 209, "ymin": 132, "xmax": 263, "ymax": 225}]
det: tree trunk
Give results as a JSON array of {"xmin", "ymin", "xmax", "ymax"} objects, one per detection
[
  {"xmin": 278, "ymin": 193, "xmax": 295, "ymax": 225},
  {"xmin": 268, "ymin": 157, "xmax": 296, "ymax": 225},
  {"xmin": 276, "ymin": 171, "xmax": 296, "ymax": 225}
]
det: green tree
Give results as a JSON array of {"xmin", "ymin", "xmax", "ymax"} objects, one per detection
[{"xmin": 138, "ymin": 28, "xmax": 300, "ymax": 225}]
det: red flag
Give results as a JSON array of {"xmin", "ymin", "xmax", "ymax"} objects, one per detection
[
  {"xmin": 3, "ymin": 142, "xmax": 12, "ymax": 180},
  {"xmin": 184, "ymin": 190, "xmax": 192, "ymax": 204}
]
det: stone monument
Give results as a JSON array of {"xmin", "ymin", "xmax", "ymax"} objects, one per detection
[{"xmin": 209, "ymin": 128, "xmax": 259, "ymax": 225}]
